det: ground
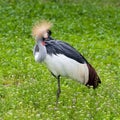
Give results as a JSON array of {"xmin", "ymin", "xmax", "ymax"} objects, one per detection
[{"xmin": 0, "ymin": 0, "xmax": 120, "ymax": 120}]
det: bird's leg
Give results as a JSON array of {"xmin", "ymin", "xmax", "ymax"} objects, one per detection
[{"xmin": 56, "ymin": 75, "xmax": 61, "ymax": 104}]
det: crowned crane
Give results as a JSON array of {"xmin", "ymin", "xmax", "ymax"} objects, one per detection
[{"xmin": 32, "ymin": 21, "xmax": 101, "ymax": 102}]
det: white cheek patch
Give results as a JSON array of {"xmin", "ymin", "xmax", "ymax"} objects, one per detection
[{"xmin": 43, "ymin": 32, "xmax": 48, "ymax": 38}]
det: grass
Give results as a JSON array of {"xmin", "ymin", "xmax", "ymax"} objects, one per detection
[{"xmin": 0, "ymin": 0, "xmax": 120, "ymax": 119}]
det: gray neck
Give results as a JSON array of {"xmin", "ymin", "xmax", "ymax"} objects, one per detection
[{"xmin": 33, "ymin": 40, "xmax": 47, "ymax": 62}]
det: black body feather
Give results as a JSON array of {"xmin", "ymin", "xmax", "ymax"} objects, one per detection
[{"xmin": 45, "ymin": 40, "xmax": 87, "ymax": 64}]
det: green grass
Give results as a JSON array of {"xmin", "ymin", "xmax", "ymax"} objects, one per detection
[{"xmin": 0, "ymin": 0, "xmax": 120, "ymax": 119}]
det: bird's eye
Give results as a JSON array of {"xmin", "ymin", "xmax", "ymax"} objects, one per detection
[{"xmin": 42, "ymin": 37, "xmax": 45, "ymax": 41}]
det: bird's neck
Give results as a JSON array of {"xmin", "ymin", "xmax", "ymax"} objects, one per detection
[
  {"xmin": 34, "ymin": 40, "xmax": 47, "ymax": 62},
  {"xmin": 41, "ymin": 41, "xmax": 46, "ymax": 46},
  {"xmin": 38, "ymin": 40, "xmax": 46, "ymax": 51}
]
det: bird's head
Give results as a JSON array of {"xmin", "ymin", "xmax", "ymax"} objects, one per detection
[
  {"xmin": 42, "ymin": 29, "xmax": 52, "ymax": 41},
  {"xmin": 32, "ymin": 20, "xmax": 52, "ymax": 42}
]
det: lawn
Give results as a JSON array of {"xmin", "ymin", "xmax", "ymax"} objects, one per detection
[{"xmin": 0, "ymin": 0, "xmax": 120, "ymax": 119}]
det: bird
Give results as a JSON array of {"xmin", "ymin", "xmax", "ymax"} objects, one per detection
[{"xmin": 32, "ymin": 21, "xmax": 101, "ymax": 102}]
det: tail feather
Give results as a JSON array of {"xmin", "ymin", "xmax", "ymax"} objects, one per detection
[{"xmin": 86, "ymin": 64, "xmax": 101, "ymax": 89}]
